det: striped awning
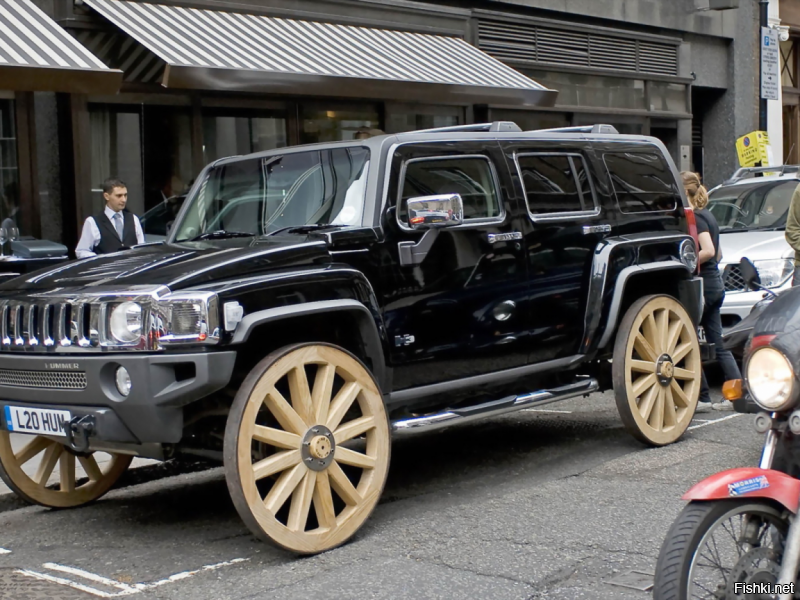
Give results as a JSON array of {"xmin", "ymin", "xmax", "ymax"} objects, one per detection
[
  {"xmin": 82, "ymin": 0, "xmax": 556, "ymax": 107},
  {"xmin": 0, "ymin": 0, "xmax": 121, "ymax": 93}
]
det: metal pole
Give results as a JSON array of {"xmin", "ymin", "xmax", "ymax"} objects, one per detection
[{"xmin": 760, "ymin": 0, "xmax": 769, "ymax": 132}]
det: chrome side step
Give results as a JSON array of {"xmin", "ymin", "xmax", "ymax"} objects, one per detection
[{"xmin": 391, "ymin": 378, "xmax": 599, "ymax": 435}]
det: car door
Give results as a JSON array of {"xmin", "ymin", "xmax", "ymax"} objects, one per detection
[
  {"xmin": 380, "ymin": 140, "xmax": 530, "ymax": 390},
  {"xmin": 500, "ymin": 140, "xmax": 609, "ymax": 364}
]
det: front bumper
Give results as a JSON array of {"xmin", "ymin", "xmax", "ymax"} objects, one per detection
[
  {"xmin": 0, "ymin": 351, "xmax": 236, "ymax": 445},
  {"xmin": 722, "ymin": 281, "xmax": 791, "ymax": 324}
]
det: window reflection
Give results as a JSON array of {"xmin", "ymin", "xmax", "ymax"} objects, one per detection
[
  {"xmin": 301, "ymin": 105, "xmax": 380, "ymax": 143},
  {"xmin": 202, "ymin": 111, "xmax": 287, "ymax": 164},
  {"xmin": 0, "ymin": 99, "xmax": 19, "ymax": 235}
]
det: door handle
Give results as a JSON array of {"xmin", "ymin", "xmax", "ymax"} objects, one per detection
[{"xmin": 487, "ymin": 232, "xmax": 522, "ymax": 244}]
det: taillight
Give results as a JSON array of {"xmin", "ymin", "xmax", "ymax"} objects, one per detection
[
  {"xmin": 684, "ymin": 206, "xmax": 699, "ymax": 274},
  {"xmin": 751, "ymin": 334, "xmax": 777, "ymax": 350},
  {"xmin": 409, "ymin": 216, "xmax": 424, "ymax": 224}
]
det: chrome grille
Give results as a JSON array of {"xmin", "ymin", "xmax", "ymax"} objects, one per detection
[
  {"xmin": 0, "ymin": 299, "xmax": 93, "ymax": 351},
  {"xmin": 0, "ymin": 368, "xmax": 86, "ymax": 389},
  {"xmin": 724, "ymin": 265, "xmax": 747, "ymax": 292}
]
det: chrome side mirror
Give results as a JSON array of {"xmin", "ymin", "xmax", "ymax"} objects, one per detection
[{"xmin": 406, "ymin": 194, "xmax": 463, "ymax": 230}]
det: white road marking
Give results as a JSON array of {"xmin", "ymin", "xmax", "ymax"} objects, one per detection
[
  {"xmin": 522, "ymin": 408, "xmax": 573, "ymax": 414},
  {"xmin": 0, "ymin": 548, "xmax": 10, "ymax": 554},
  {"xmin": 688, "ymin": 413, "xmax": 743, "ymax": 430},
  {"xmin": 17, "ymin": 558, "xmax": 250, "ymax": 597}
]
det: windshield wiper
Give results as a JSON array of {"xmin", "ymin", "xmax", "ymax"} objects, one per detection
[
  {"xmin": 264, "ymin": 224, "xmax": 345, "ymax": 237},
  {"xmin": 187, "ymin": 230, "xmax": 255, "ymax": 241}
]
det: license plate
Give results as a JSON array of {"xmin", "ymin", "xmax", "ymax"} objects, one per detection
[{"xmin": 3, "ymin": 406, "xmax": 71, "ymax": 437}]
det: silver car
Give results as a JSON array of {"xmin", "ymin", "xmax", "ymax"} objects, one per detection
[{"xmin": 708, "ymin": 167, "xmax": 799, "ymax": 329}]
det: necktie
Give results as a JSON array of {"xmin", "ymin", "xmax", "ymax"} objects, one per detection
[{"xmin": 113, "ymin": 212, "xmax": 124, "ymax": 240}]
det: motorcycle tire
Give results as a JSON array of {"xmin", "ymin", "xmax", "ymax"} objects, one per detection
[{"xmin": 654, "ymin": 499, "xmax": 788, "ymax": 600}]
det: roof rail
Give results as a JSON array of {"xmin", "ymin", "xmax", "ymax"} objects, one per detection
[
  {"xmin": 725, "ymin": 164, "xmax": 800, "ymax": 184},
  {"xmin": 531, "ymin": 124, "xmax": 620, "ymax": 134},
  {"xmin": 414, "ymin": 121, "xmax": 522, "ymax": 133}
]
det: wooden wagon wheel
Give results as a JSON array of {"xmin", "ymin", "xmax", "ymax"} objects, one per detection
[
  {"xmin": 612, "ymin": 295, "xmax": 701, "ymax": 446},
  {"xmin": 0, "ymin": 431, "xmax": 132, "ymax": 508},
  {"xmin": 224, "ymin": 343, "xmax": 390, "ymax": 554}
]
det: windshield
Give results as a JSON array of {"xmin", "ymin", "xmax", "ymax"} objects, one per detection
[
  {"xmin": 707, "ymin": 179, "xmax": 799, "ymax": 231},
  {"xmin": 174, "ymin": 147, "xmax": 370, "ymax": 241}
]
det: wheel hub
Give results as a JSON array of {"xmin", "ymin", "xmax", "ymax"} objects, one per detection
[
  {"xmin": 725, "ymin": 546, "xmax": 780, "ymax": 600},
  {"xmin": 301, "ymin": 425, "xmax": 336, "ymax": 472},
  {"xmin": 656, "ymin": 354, "xmax": 675, "ymax": 386}
]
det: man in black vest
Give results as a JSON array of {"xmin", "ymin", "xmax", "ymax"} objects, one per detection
[{"xmin": 75, "ymin": 178, "xmax": 144, "ymax": 259}]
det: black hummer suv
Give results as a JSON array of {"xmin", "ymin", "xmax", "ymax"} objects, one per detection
[{"xmin": 0, "ymin": 122, "xmax": 703, "ymax": 553}]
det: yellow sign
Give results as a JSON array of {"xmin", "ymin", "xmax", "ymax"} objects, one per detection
[{"xmin": 736, "ymin": 131, "xmax": 771, "ymax": 167}]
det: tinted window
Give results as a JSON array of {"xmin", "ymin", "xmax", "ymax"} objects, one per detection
[
  {"xmin": 604, "ymin": 152, "xmax": 678, "ymax": 213},
  {"xmin": 399, "ymin": 157, "xmax": 501, "ymax": 222},
  {"xmin": 518, "ymin": 154, "xmax": 594, "ymax": 214}
]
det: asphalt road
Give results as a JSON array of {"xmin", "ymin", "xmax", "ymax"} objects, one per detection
[{"xmin": 0, "ymin": 389, "xmax": 762, "ymax": 600}]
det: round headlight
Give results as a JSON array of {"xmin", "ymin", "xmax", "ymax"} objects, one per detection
[
  {"xmin": 746, "ymin": 347, "xmax": 796, "ymax": 410},
  {"xmin": 109, "ymin": 302, "xmax": 142, "ymax": 343},
  {"xmin": 115, "ymin": 366, "xmax": 131, "ymax": 397},
  {"xmin": 680, "ymin": 239, "xmax": 698, "ymax": 272}
]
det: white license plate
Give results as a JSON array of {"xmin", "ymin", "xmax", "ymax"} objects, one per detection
[{"xmin": 4, "ymin": 406, "xmax": 71, "ymax": 437}]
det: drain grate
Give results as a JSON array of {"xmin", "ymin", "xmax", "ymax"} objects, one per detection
[
  {"xmin": 0, "ymin": 568, "xmax": 95, "ymax": 599},
  {"xmin": 605, "ymin": 569, "xmax": 655, "ymax": 592}
]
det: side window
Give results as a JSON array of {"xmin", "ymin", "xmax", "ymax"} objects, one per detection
[
  {"xmin": 399, "ymin": 156, "xmax": 502, "ymax": 223},
  {"xmin": 603, "ymin": 152, "xmax": 679, "ymax": 213},
  {"xmin": 517, "ymin": 154, "xmax": 595, "ymax": 215}
]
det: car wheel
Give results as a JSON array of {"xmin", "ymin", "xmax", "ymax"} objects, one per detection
[
  {"xmin": 612, "ymin": 295, "xmax": 701, "ymax": 446},
  {"xmin": 0, "ymin": 432, "xmax": 132, "ymax": 508},
  {"xmin": 224, "ymin": 343, "xmax": 390, "ymax": 554}
]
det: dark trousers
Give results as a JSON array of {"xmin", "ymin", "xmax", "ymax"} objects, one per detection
[{"xmin": 699, "ymin": 286, "xmax": 742, "ymax": 403}]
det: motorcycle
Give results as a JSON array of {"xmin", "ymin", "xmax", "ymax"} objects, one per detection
[{"xmin": 654, "ymin": 259, "xmax": 800, "ymax": 600}]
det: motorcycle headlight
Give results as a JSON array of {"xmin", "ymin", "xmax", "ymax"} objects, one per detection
[
  {"xmin": 108, "ymin": 301, "xmax": 142, "ymax": 343},
  {"xmin": 746, "ymin": 347, "xmax": 796, "ymax": 411},
  {"xmin": 753, "ymin": 259, "xmax": 794, "ymax": 288}
]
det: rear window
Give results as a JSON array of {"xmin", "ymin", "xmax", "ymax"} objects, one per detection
[
  {"xmin": 517, "ymin": 154, "xmax": 595, "ymax": 215},
  {"xmin": 604, "ymin": 152, "xmax": 679, "ymax": 213}
]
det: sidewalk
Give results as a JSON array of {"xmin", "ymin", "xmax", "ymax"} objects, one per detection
[{"xmin": 0, "ymin": 433, "xmax": 156, "ymax": 497}]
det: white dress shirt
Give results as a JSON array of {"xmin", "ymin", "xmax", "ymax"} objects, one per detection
[{"xmin": 75, "ymin": 206, "xmax": 144, "ymax": 259}]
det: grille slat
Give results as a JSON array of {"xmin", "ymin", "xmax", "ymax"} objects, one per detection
[
  {"xmin": 0, "ymin": 300, "xmax": 90, "ymax": 351},
  {"xmin": 724, "ymin": 265, "xmax": 747, "ymax": 292},
  {"xmin": 0, "ymin": 368, "xmax": 86, "ymax": 390}
]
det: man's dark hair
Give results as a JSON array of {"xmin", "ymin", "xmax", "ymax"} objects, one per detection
[{"xmin": 102, "ymin": 178, "xmax": 126, "ymax": 194}]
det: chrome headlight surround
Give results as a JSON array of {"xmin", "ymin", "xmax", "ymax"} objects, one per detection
[
  {"xmin": 746, "ymin": 347, "xmax": 797, "ymax": 411},
  {"xmin": 679, "ymin": 239, "xmax": 698, "ymax": 272},
  {"xmin": 155, "ymin": 291, "xmax": 221, "ymax": 347}
]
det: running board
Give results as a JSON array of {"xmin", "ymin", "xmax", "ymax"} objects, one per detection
[{"xmin": 391, "ymin": 378, "xmax": 599, "ymax": 435}]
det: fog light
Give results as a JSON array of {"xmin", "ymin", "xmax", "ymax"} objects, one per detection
[{"xmin": 115, "ymin": 366, "xmax": 131, "ymax": 397}]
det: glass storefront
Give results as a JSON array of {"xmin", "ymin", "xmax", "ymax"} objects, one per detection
[
  {"xmin": 202, "ymin": 110, "xmax": 287, "ymax": 165},
  {"xmin": 385, "ymin": 103, "xmax": 464, "ymax": 133},
  {"xmin": 0, "ymin": 99, "xmax": 19, "ymax": 234},
  {"xmin": 525, "ymin": 70, "xmax": 647, "ymax": 111},
  {"xmin": 301, "ymin": 104, "xmax": 381, "ymax": 143}
]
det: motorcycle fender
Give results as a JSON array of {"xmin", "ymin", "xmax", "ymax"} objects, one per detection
[{"xmin": 682, "ymin": 468, "xmax": 800, "ymax": 513}]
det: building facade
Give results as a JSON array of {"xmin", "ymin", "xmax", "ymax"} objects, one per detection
[{"xmin": 1, "ymin": 0, "xmax": 760, "ymax": 251}]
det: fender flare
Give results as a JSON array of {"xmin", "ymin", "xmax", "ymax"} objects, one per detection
[
  {"xmin": 230, "ymin": 299, "xmax": 388, "ymax": 390},
  {"xmin": 682, "ymin": 467, "xmax": 800, "ymax": 514}
]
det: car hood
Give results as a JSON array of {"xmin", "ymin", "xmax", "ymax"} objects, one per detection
[
  {"xmin": 0, "ymin": 237, "xmax": 330, "ymax": 294},
  {"xmin": 718, "ymin": 230, "xmax": 794, "ymax": 264}
]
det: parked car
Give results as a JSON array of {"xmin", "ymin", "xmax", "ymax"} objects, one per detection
[
  {"xmin": 0, "ymin": 122, "xmax": 704, "ymax": 554},
  {"xmin": 707, "ymin": 166, "xmax": 800, "ymax": 330}
]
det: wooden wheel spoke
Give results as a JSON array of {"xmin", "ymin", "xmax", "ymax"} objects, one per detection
[
  {"xmin": 326, "ymin": 382, "xmax": 361, "ymax": 432},
  {"xmin": 59, "ymin": 452, "xmax": 76, "ymax": 493},
  {"xmin": 264, "ymin": 387, "xmax": 308, "ymax": 436},
  {"xmin": 253, "ymin": 425, "xmax": 301, "ymax": 450},
  {"xmin": 673, "ymin": 341, "xmax": 693, "ymax": 363},
  {"xmin": 311, "ymin": 364, "xmax": 336, "ymax": 425},
  {"xmin": 632, "ymin": 373, "xmax": 657, "ymax": 398},
  {"xmin": 287, "ymin": 471, "xmax": 316, "ymax": 533},
  {"xmin": 656, "ymin": 309, "xmax": 670, "ymax": 353},
  {"xmin": 335, "ymin": 446, "xmax": 376, "ymax": 470},
  {"xmin": 667, "ymin": 319, "xmax": 683, "ymax": 355},
  {"xmin": 35, "ymin": 443, "xmax": 62, "ymax": 487},
  {"xmin": 252, "ymin": 449, "xmax": 301, "ymax": 481},
  {"xmin": 649, "ymin": 388, "xmax": 665, "ymax": 431},
  {"xmin": 288, "ymin": 365, "xmax": 314, "ymax": 426},
  {"xmin": 328, "ymin": 461, "xmax": 362, "ymax": 506},
  {"xmin": 670, "ymin": 379, "xmax": 691, "ymax": 408},
  {"xmin": 630, "ymin": 360, "xmax": 656, "ymax": 374},
  {"xmin": 78, "ymin": 455, "xmax": 103, "ymax": 482},
  {"xmin": 14, "ymin": 436, "xmax": 50, "ymax": 466},
  {"xmin": 263, "ymin": 463, "xmax": 306, "ymax": 514},
  {"xmin": 313, "ymin": 471, "xmax": 337, "ymax": 530},
  {"xmin": 673, "ymin": 367, "xmax": 697, "ymax": 381},
  {"xmin": 634, "ymin": 334, "xmax": 659, "ymax": 363},
  {"xmin": 638, "ymin": 385, "xmax": 659, "ymax": 422},
  {"xmin": 663, "ymin": 387, "xmax": 678, "ymax": 428},
  {"xmin": 642, "ymin": 313, "xmax": 660, "ymax": 352},
  {"xmin": 334, "ymin": 416, "xmax": 376, "ymax": 444}
]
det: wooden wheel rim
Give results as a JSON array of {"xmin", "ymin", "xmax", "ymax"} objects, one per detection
[
  {"xmin": 0, "ymin": 431, "xmax": 132, "ymax": 508},
  {"xmin": 621, "ymin": 296, "xmax": 701, "ymax": 445},
  {"xmin": 230, "ymin": 344, "xmax": 390, "ymax": 554}
]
